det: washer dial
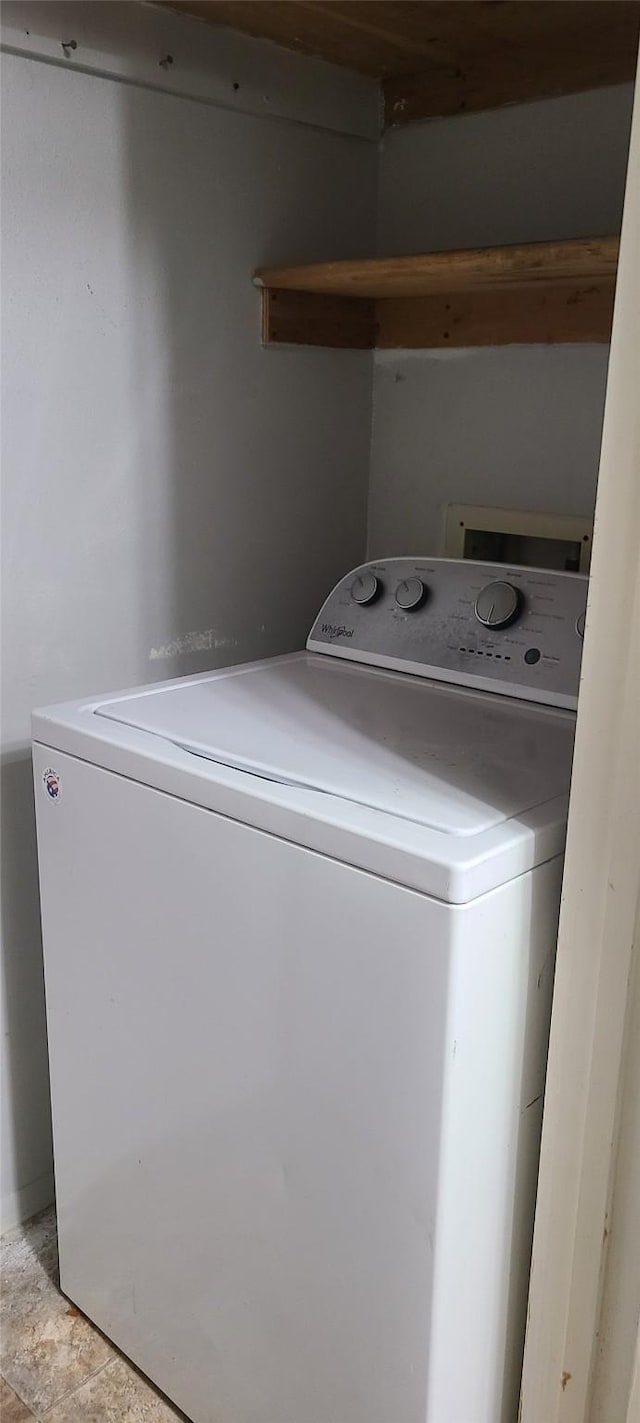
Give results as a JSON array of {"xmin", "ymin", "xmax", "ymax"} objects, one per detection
[
  {"xmin": 475, "ymin": 581, "xmax": 522, "ymax": 629},
  {"xmin": 350, "ymin": 571, "xmax": 380, "ymax": 605},
  {"xmin": 395, "ymin": 577, "xmax": 426, "ymax": 611},
  {"xmin": 576, "ymin": 612, "xmax": 586, "ymax": 639}
]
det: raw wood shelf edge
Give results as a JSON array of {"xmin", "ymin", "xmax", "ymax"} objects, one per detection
[{"xmin": 254, "ymin": 237, "xmax": 619, "ymax": 349}]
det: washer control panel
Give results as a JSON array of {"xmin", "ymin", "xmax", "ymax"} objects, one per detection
[{"xmin": 307, "ymin": 558, "xmax": 588, "ymax": 709}]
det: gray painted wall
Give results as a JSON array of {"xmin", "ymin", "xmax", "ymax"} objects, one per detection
[
  {"xmin": 377, "ymin": 86, "xmax": 635, "ymax": 254},
  {"xmin": 368, "ymin": 85, "xmax": 635, "ymax": 559},
  {"xmin": 368, "ymin": 346, "xmax": 611, "ymax": 559},
  {"xmin": 0, "ymin": 49, "xmax": 376, "ymax": 1228}
]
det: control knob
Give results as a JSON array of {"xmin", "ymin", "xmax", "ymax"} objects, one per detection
[
  {"xmin": 395, "ymin": 577, "xmax": 426, "ymax": 611},
  {"xmin": 475, "ymin": 580, "xmax": 522, "ymax": 629},
  {"xmin": 350, "ymin": 571, "xmax": 380, "ymax": 605}
]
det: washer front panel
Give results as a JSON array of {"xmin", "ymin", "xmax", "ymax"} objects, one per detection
[
  {"xmin": 308, "ymin": 558, "xmax": 587, "ymax": 709},
  {"xmin": 35, "ymin": 746, "xmax": 563, "ymax": 1423}
]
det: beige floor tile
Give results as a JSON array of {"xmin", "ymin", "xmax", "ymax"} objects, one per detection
[
  {"xmin": 42, "ymin": 1356, "xmax": 185, "ymax": 1422},
  {"xmin": 0, "ymin": 1210, "xmax": 114, "ymax": 1415},
  {"xmin": 0, "ymin": 1376, "xmax": 35, "ymax": 1420}
]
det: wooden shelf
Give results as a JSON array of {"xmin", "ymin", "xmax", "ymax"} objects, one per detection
[
  {"xmin": 254, "ymin": 237, "xmax": 619, "ymax": 350},
  {"xmin": 255, "ymin": 238, "xmax": 619, "ymax": 299}
]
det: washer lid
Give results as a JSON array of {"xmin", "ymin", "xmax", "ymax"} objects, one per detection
[{"xmin": 95, "ymin": 653, "xmax": 575, "ymax": 837}]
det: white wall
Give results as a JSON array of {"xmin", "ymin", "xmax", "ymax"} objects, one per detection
[
  {"xmin": 0, "ymin": 42, "xmax": 376, "ymax": 1229},
  {"xmin": 368, "ymin": 86, "xmax": 635, "ymax": 559}
]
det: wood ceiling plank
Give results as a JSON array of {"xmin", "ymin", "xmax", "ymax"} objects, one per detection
[
  {"xmin": 443, "ymin": 0, "xmax": 640, "ymax": 84},
  {"xmin": 159, "ymin": 1, "xmax": 518, "ymax": 77},
  {"xmin": 157, "ymin": 1, "xmax": 640, "ymax": 117},
  {"xmin": 464, "ymin": 0, "xmax": 633, "ymax": 52},
  {"xmin": 303, "ymin": 1, "xmax": 463, "ymax": 74},
  {"xmin": 159, "ymin": 0, "xmax": 394, "ymax": 75},
  {"xmin": 254, "ymin": 238, "xmax": 620, "ymax": 300},
  {"xmin": 384, "ymin": 3, "xmax": 640, "ymax": 121}
]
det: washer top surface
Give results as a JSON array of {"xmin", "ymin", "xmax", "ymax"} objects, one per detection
[
  {"xmin": 33, "ymin": 559, "xmax": 586, "ymax": 901},
  {"xmin": 96, "ymin": 652, "xmax": 574, "ymax": 837}
]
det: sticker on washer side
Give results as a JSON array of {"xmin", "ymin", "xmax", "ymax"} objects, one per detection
[{"xmin": 43, "ymin": 768, "xmax": 61, "ymax": 801}]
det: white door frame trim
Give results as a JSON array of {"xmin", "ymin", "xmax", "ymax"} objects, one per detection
[
  {"xmin": 626, "ymin": 1329, "xmax": 640, "ymax": 1423},
  {"xmin": 520, "ymin": 69, "xmax": 640, "ymax": 1423}
]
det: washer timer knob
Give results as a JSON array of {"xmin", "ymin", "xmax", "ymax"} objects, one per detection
[
  {"xmin": 395, "ymin": 577, "xmax": 426, "ymax": 611},
  {"xmin": 475, "ymin": 580, "xmax": 522, "ymax": 629},
  {"xmin": 350, "ymin": 571, "xmax": 380, "ymax": 605}
]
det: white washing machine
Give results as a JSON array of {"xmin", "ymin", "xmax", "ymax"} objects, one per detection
[{"xmin": 33, "ymin": 557, "xmax": 586, "ymax": 1423}]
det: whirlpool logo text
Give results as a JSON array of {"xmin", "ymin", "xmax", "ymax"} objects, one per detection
[{"xmin": 321, "ymin": 623, "xmax": 354, "ymax": 640}]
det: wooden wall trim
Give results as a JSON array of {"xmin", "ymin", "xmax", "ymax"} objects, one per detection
[
  {"xmin": 375, "ymin": 283, "xmax": 615, "ymax": 348},
  {"xmin": 260, "ymin": 283, "xmax": 615, "ymax": 350},
  {"xmin": 260, "ymin": 288, "xmax": 376, "ymax": 349}
]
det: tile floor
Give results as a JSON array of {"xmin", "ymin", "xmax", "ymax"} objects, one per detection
[{"xmin": 0, "ymin": 1208, "xmax": 187, "ymax": 1421}]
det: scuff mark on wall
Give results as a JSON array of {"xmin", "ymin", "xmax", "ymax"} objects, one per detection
[{"xmin": 149, "ymin": 629, "xmax": 237, "ymax": 660}]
